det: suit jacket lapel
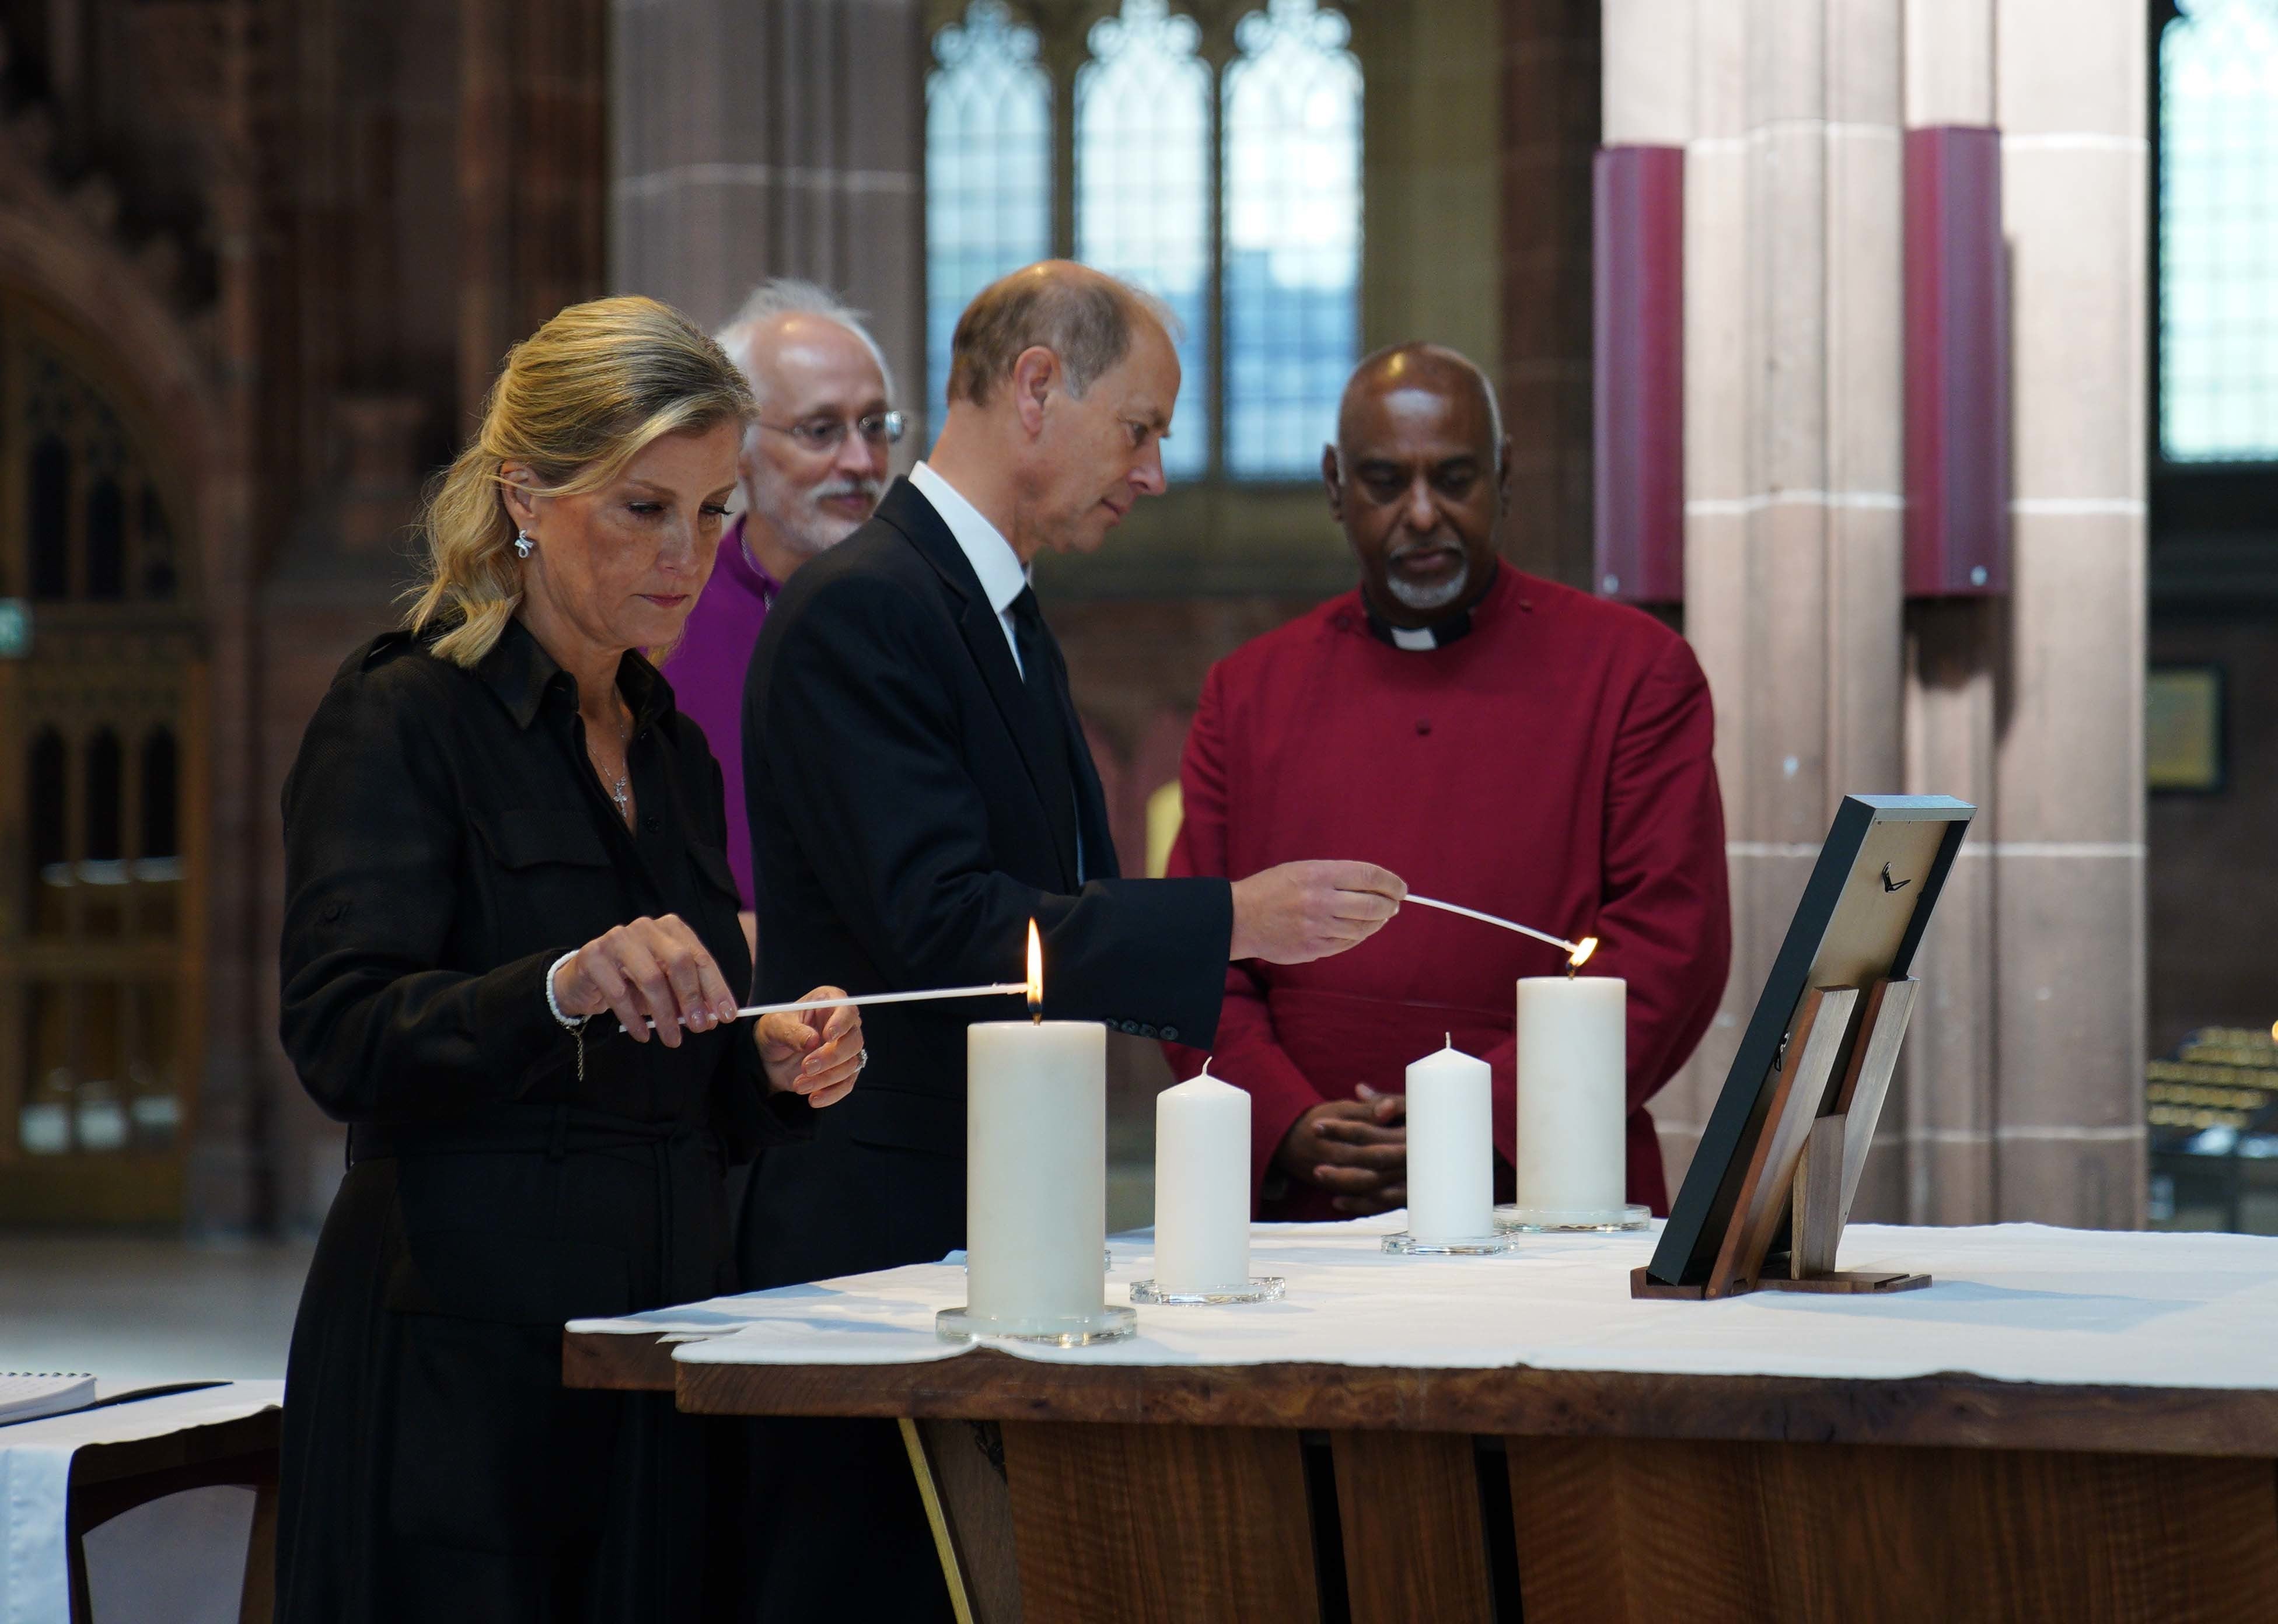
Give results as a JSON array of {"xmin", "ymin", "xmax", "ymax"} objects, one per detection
[
  {"xmin": 878, "ymin": 480, "xmax": 1082, "ymax": 888},
  {"xmin": 1041, "ymin": 629, "xmax": 1118, "ymax": 882}
]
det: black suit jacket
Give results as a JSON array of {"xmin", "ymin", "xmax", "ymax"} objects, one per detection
[{"xmin": 738, "ymin": 477, "xmax": 1233, "ymax": 1287}]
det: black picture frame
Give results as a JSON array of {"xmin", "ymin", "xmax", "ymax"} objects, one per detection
[{"xmin": 1643, "ymin": 794, "xmax": 1977, "ymax": 1289}]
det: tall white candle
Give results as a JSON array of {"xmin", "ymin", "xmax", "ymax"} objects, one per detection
[
  {"xmin": 1152, "ymin": 1065, "xmax": 1251, "ymax": 1293},
  {"xmin": 1404, "ymin": 1038, "xmax": 1495, "ymax": 1240},
  {"xmin": 965, "ymin": 1020, "xmax": 1110, "ymax": 1329},
  {"xmin": 1515, "ymin": 977, "xmax": 1627, "ymax": 1212}
]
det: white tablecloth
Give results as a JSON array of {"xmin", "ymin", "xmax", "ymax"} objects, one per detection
[
  {"xmin": 568, "ymin": 1219, "xmax": 2278, "ymax": 1391},
  {"xmin": 0, "ymin": 1380, "xmax": 282, "ymax": 1624}
]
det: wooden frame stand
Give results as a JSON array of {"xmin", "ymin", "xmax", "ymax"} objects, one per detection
[{"xmin": 1633, "ymin": 978, "xmax": 1929, "ymax": 1301}]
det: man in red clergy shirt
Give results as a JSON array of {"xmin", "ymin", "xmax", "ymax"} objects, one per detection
[{"xmin": 1164, "ymin": 343, "xmax": 1730, "ymax": 1218}]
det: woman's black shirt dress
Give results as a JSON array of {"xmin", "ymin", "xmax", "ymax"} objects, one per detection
[{"xmin": 274, "ymin": 617, "xmax": 809, "ymax": 1623}]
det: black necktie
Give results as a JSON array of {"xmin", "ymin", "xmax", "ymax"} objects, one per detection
[{"xmin": 1009, "ymin": 587, "xmax": 1081, "ymax": 876}]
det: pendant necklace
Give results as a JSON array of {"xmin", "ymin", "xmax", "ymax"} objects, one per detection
[{"xmin": 594, "ymin": 701, "xmax": 632, "ymax": 825}]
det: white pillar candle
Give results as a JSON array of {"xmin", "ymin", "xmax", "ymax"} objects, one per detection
[
  {"xmin": 965, "ymin": 1020, "xmax": 1110, "ymax": 1329},
  {"xmin": 1404, "ymin": 1038, "xmax": 1496, "ymax": 1240},
  {"xmin": 1515, "ymin": 977, "xmax": 1628, "ymax": 1212},
  {"xmin": 1152, "ymin": 1064, "xmax": 1252, "ymax": 1293}
]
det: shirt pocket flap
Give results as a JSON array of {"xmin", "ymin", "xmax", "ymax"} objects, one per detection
[
  {"xmin": 687, "ymin": 839, "xmax": 740, "ymax": 900},
  {"xmin": 843, "ymin": 1086, "xmax": 965, "ymax": 1160},
  {"xmin": 470, "ymin": 807, "xmax": 612, "ymax": 871},
  {"xmin": 387, "ymin": 1228, "xmax": 633, "ymax": 1324}
]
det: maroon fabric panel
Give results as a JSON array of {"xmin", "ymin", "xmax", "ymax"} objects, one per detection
[
  {"xmin": 1905, "ymin": 125, "xmax": 2011, "ymax": 597},
  {"xmin": 1593, "ymin": 145, "xmax": 1686, "ymax": 606}
]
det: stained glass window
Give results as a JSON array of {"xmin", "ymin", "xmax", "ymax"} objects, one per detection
[
  {"xmin": 2161, "ymin": 0, "xmax": 2278, "ymax": 461},
  {"xmin": 1075, "ymin": 1, "xmax": 1213, "ymax": 479},
  {"xmin": 925, "ymin": 1, "xmax": 1053, "ymax": 445},
  {"xmin": 923, "ymin": 1, "xmax": 1362, "ymax": 481},
  {"xmin": 1224, "ymin": 0, "xmax": 1361, "ymax": 478}
]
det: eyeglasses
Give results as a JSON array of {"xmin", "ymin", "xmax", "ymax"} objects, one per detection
[{"xmin": 756, "ymin": 411, "xmax": 906, "ymax": 453}]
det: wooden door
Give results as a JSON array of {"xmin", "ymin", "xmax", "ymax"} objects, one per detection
[{"xmin": 0, "ymin": 293, "xmax": 205, "ymax": 1223}]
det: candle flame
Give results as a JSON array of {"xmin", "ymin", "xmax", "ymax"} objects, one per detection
[
  {"xmin": 1026, "ymin": 919, "xmax": 1043, "ymax": 1022},
  {"xmin": 1568, "ymin": 936, "xmax": 1599, "ymax": 970}
]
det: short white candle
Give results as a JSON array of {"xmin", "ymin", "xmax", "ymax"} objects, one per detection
[
  {"xmin": 1515, "ymin": 977, "xmax": 1627, "ymax": 1212},
  {"xmin": 1404, "ymin": 1038, "xmax": 1495, "ymax": 1240},
  {"xmin": 965, "ymin": 1020, "xmax": 1110, "ymax": 1329},
  {"xmin": 1152, "ymin": 1063, "xmax": 1252, "ymax": 1294}
]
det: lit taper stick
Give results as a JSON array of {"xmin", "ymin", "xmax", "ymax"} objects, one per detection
[
  {"xmin": 1404, "ymin": 894, "xmax": 1599, "ymax": 970},
  {"xmin": 620, "ymin": 921, "xmax": 1044, "ymax": 1032}
]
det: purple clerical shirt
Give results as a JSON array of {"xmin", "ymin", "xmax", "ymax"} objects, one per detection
[{"xmin": 660, "ymin": 516, "xmax": 778, "ymax": 907}]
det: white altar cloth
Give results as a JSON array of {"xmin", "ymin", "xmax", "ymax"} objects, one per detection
[
  {"xmin": 0, "ymin": 1380, "xmax": 281, "ymax": 1624},
  {"xmin": 569, "ymin": 1219, "xmax": 2278, "ymax": 1391}
]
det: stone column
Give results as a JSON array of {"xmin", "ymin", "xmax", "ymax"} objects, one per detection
[
  {"xmin": 1646, "ymin": 0, "xmax": 1909, "ymax": 1209},
  {"xmin": 460, "ymin": 0, "xmax": 609, "ymax": 411},
  {"xmin": 1610, "ymin": 0, "xmax": 2147, "ymax": 1230},
  {"xmin": 1899, "ymin": 0, "xmax": 2001, "ymax": 1224},
  {"xmin": 1498, "ymin": 0, "xmax": 1599, "ymax": 590},
  {"xmin": 1983, "ymin": 0, "xmax": 2147, "ymax": 1226},
  {"xmin": 609, "ymin": 0, "xmax": 927, "ymax": 429}
]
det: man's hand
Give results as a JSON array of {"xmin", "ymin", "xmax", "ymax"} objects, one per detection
[
  {"xmin": 1229, "ymin": 861, "xmax": 1406, "ymax": 964},
  {"xmin": 1275, "ymin": 1093, "xmax": 1408, "ymax": 1214}
]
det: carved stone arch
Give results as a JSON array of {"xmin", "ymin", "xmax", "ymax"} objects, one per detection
[
  {"xmin": 0, "ymin": 138, "xmax": 219, "ymax": 604},
  {"xmin": 0, "ymin": 118, "xmax": 221, "ymax": 1224}
]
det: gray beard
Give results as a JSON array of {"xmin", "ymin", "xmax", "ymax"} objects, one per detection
[
  {"xmin": 1384, "ymin": 556, "xmax": 1470, "ymax": 612},
  {"xmin": 747, "ymin": 476, "xmax": 882, "ymax": 558}
]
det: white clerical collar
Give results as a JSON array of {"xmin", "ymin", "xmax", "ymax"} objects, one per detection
[
  {"xmin": 1365, "ymin": 604, "xmax": 1476, "ymax": 651},
  {"xmin": 911, "ymin": 460, "xmax": 1028, "ymax": 618}
]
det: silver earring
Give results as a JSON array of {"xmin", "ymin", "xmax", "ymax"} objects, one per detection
[{"xmin": 513, "ymin": 531, "xmax": 534, "ymax": 558}]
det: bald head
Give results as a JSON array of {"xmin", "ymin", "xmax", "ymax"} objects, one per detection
[
  {"xmin": 1334, "ymin": 343, "xmax": 1504, "ymax": 470},
  {"xmin": 947, "ymin": 260, "xmax": 1179, "ymax": 408},
  {"xmin": 1323, "ymin": 342, "xmax": 1510, "ymax": 628}
]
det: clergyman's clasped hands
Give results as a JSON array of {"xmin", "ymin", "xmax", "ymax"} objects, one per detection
[{"xmin": 549, "ymin": 912, "xmax": 863, "ymax": 1107}]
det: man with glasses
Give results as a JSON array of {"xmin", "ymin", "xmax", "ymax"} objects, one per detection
[{"xmin": 661, "ymin": 279, "xmax": 903, "ymax": 935}]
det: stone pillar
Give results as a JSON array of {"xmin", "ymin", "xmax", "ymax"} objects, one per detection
[
  {"xmin": 459, "ymin": 0, "xmax": 609, "ymax": 411},
  {"xmin": 187, "ymin": 0, "xmax": 272, "ymax": 1232},
  {"xmin": 609, "ymin": 0, "xmax": 926, "ymax": 429},
  {"xmin": 1982, "ymin": 0, "xmax": 2147, "ymax": 1226},
  {"xmin": 1610, "ymin": 0, "xmax": 2147, "ymax": 1230},
  {"xmin": 1498, "ymin": 0, "xmax": 1598, "ymax": 590},
  {"xmin": 1645, "ymin": 0, "xmax": 1908, "ymax": 1208},
  {"xmin": 1899, "ymin": 0, "xmax": 2002, "ymax": 1224}
]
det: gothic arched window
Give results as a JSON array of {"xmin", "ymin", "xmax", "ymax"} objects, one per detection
[
  {"xmin": 923, "ymin": 0, "xmax": 1362, "ymax": 482},
  {"xmin": 925, "ymin": 0, "xmax": 1053, "ymax": 443},
  {"xmin": 86, "ymin": 477, "xmax": 124, "ymax": 600},
  {"xmin": 29, "ymin": 437, "xmax": 69, "ymax": 598},
  {"xmin": 140, "ymin": 728, "xmax": 179, "ymax": 862},
  {"xmin": 1223, "ymin": 0, "xmax": 1362, "ymax": 477},
  {"xmin": 2160, "ymin": 0, "xmax": 2278, "ymax": 461},
  {"xmin": 1075, "ymin": 0, "xmax": 1213, "ymax": 480}
]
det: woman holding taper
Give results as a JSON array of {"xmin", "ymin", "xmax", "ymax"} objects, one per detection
[{"xmin": 274, "ymin": 296, "xmax": 864, "ymax": 1621}]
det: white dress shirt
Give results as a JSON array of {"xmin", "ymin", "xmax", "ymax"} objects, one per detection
[
  {"xmin": 909, "ymin": 460, "xmax": 1028, "ymax": 677},
  {"xmin": 905, "ymin": 461, "xmax": 1086, "ymax": 877}
]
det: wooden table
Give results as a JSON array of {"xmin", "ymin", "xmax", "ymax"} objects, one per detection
[
  {"xmin": 65, "ymin": 1405, "xmax": 281, "ymax": 1623},
  {"xmin": 565, "ymin": 1329, "xmax": 2278, "ymax": 1623}
]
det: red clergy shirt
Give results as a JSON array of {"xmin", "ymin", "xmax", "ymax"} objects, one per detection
[{"xmin": 1164, "ymin": 564, "xmax": 1730, "ymax": 1219}]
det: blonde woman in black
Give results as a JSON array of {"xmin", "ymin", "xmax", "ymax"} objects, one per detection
[{"xmin": 274, "ymin": 296, "xmax": 864, "ymax": 1622}]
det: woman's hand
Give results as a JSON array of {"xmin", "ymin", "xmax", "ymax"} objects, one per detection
[
  {"xmin": 757, "ymin": 989, "xmax": 865, "ymax": 1108},
  {"xmin": 551, "ymin": 914, "xmax": 738, "ymax": 1048}
]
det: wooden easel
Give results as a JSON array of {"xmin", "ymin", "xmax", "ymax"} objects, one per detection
[{"xmin": 1632, "ymin": 978, "xmax": 1930, "ymax": 1300}]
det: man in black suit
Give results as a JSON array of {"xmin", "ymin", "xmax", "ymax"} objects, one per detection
[{"xmin": 735, "ymin": 261, "xmax": 1405, "ymax": 1620}]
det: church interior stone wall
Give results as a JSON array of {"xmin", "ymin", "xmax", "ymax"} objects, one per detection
[{"xmin": 0, "ymin": 0, "xmax": 2268, "ymax": 1237}]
